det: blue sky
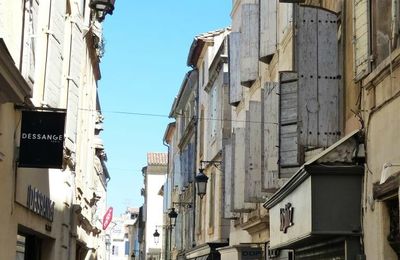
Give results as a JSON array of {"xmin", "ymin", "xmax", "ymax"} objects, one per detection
[{"xmin": 98, "ymin": 1, "xmax": 232, "ymax": 215}]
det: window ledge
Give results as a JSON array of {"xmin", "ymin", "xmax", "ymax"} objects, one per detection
[{"xmin": 363, "ymin": 48, "xmax": 400, "ymax": 90}]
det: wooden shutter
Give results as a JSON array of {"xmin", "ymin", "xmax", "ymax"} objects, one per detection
[
  {"xmin": 65, "ymin": 21, "xmax": 83, "ymax": 145},
  {"xmin": 22, "ymin": 0, "xmax": 40, "ymax": 84},
  {"xmin": 263, "ymin": 82, "xmax": 280, "ymax": 192},
  {"xmin": 228, "ymin": 32, "xmax": 242, "ymax": 106},
  {"xmin": 296, "ymin": 7, "xmax": 340, "ymax": 148},
  {"xmin": 240, "ymin": 4, "xmax": 259, "ymax": 86},
  {"xmin": 173, "ymin": 155, "xmax": 181, "ymax": 189},
  {"xmin": 232, "ymin": 128, "xmax": 256, "ymax": 212},
  {"xmin": 244, "ymin": 101, "xmax": 265, "ymax": 202},
  {"xmin": 222, "ymin": 139, "xmax": 239, "ymax": 218},
  {"xmin": 279, "ymin": 72, "xmax": 301, "ymax": 178},
  {"xmin": 260, "ymin": 0, "xmax": 277, "ymax": 63},
  {"xmin": 353, "ymin": 0, "xmax": 370, "ymax": 80},
  {"xmin": 44, "ymin": 0, "xmax": 66, "ymax": 107}
]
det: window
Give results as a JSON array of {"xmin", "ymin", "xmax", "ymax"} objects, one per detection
[
  {"xmin": 371, "ymin": 0, "xmax": 399, "ymax": 67},
  {"xmin": 209, "ymin": 85, "xmax": 218, "ymax": 139}
]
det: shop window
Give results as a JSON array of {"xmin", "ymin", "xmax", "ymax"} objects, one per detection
[{"xmin": 371, "ymin": 0, "xmax": 399, "ymax": 67}]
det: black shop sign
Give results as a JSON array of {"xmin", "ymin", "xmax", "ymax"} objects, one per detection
[{"xmin": 19, "ymin": 110, "xmax": 66, "ymax": 168}]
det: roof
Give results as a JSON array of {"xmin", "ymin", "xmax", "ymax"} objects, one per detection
[
  {"xmin": 147, "ymin": 152, "xmax": 168, "ymax": 166},
  {"xmin": 187, "ymin": 27, "xmax": 231, "ymax": 67}
]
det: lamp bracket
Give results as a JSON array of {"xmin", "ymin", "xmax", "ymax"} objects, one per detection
[
  {"xmin": 172, "ymin": 201, "xmax": 192, "ymax": 209},
  {"xmin": 200, "ymin": 160, "xmax": 222, "ymax": 170}
]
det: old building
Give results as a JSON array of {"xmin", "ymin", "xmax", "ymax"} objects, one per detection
[
  {"xmin": 142, "ymin": 152, "xmax": 168, "ymax": 260},
  {"xmin": 160, "ymin": 0, "xmax": 400, "ymax": 259},
  {"xmin": 0, "ymin": 0, "xmax": 114, "ymax": 259}
]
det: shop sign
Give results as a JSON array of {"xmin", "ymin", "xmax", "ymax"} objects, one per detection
[
  {"xmin": 241, "ymin": 249, "xmax": 262, "ymax": 259},
  {"xmin": 280, "ymin": 203, "xmax": 294, "ymax": 233},
  {"xmin": 103, "ymin": 207, "xmax": 113, "ymax": 230},
  {"xmin": 27, "ymin": 185, "xmax": 55, "ymax": 222},
  {"xmin": 19, "ymin": 110, "xmax": 66, "ymax": 168}
]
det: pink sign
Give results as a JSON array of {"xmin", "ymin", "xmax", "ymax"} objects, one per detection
[{"xmin": 102, "ymin": 207, "xmax": 113, "ymax": 230}]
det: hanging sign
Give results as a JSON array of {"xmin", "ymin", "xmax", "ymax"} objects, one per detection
[
  {"xmin": 103, "ymin": 207, "xmax": 113, "ymax": 230},
  {"xmin": 19, "ymin": 110, "xmax": 66, "ymax": 168}
]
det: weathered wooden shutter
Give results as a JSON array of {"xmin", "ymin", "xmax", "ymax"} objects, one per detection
[
  {"xmin": 262, "ymin": 82, "xmax": 280, "ymax": 192},
  {"xmin": 240, "ymin": 4, "xmax": 259, "ymax": 86},
  {"xmin": 296, "ymin": 7, "xmax": 340, "ymax": 147},
  {"xmin": 244, "ymin": 101, "xmax": 265, "ymax": 202},
  {"xmin": 222, "ymin": 139, "xmax": 239, "ymax": 218},
  {"xmin": 188, "ymin": 141, "xmax": 194, "ymax": 183},
  {"xmin": 65, "ymin": 21, "xmax": 84, "ymax": 145},
  {"xmin": 353, "ymin": 0, "xmax": 370, "ymax": 80},
  {"xmin": 22, "ymin": 0, "xmax": 40, "ymax": 84},
  {"xmin": 279, "ymin": 72, "xmax": 301, "ymax": 178},
  {"xmin": 228, "ymin": 32, "xmax": 242, "ymax": 106},
  {"xmin": 232, "ymin": 128, "xmax": 257, "ymax": 212},
  {"xmin": 181, "ymin": 147, "xmax": 188, "ymax": 188},
  {"xmin": 173, "ymin": 155, "xmax": 181, "ymax": 188},
  {"xmin": 44, "ymin": 0, "xmax": 65, "ymax": 107},
  {"xmin": 260, "ymin": 0, "xmax": 277, "ymax": 63}
]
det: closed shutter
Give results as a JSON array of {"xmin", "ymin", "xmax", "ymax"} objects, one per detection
[
  {"xmin": 244, "ymin": 101, "xmax": 265, "ymax": 202},
  {"xmin": 279, "ymin": 72, "xmax": 301, "ymax": 179},
  {"xmin": 263, "ymin": 82, "xmax": 280, "ymax": 192},
  {"xmin": 65, "ymin": 21, "xmax": 84, "ymax": 145},
  {"xmin": 260, "ymin": 0, "xmax": 277, "ymax": 63},
  {"xmin": 353, "ymin": 0, "xmax": 370, "ymax": 80},
  {"xmin": 296, "ymin": 6, "xmax": 340, "ymax": 148},
  {"xmin": 232, "ymin": 128, "xmax": 257, "ymax": 212},
  {"xmin": 240, "ymin": 4, "xmax": 259, "ymax": 86},
  {"xmin": 44, "ymin": 0, "xmax": 66, "ymax": 107},
  {"xmin": 228, "ymin": 32, "xmax": 242, "ymax": 105},
  {"xmin": 174, "ymin": 155, "xmax": 181, "ymax": 189}
]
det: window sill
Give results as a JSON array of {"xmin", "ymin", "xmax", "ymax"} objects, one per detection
[{"xmin": 363, "ymin": 48, "xmax": 400, "ymax": 90}]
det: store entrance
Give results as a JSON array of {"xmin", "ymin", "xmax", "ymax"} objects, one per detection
[{"xmin": 16, "ymin": 233, "xmax": 42, "ymax": 260}]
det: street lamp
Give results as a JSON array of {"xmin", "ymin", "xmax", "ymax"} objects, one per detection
[
  {"xmin": 153, "ymin": 229, "xmax": 160, "ymax": 244},
  {"xmin": 195, "ymin": 168, "xmax": 208, "ymax": 199},
  {"xmin": 195, "ymin": 160, "xmax": 222, "ymax": 199},
  {"xmin": 89, "ymin": 0, "xmax": 115, "ymax": 22},
  {"xmin": 131, "ymin": 251, "xmax": 135, "ymax": 260},
  {"xmin": 168, "ymin": 208, "xmax": 178, "ymax": 227}
]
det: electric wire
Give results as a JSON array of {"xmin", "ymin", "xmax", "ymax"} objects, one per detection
[{"xmin": 78, "ymin": 107, "xmax": 279, "ymax": 125}]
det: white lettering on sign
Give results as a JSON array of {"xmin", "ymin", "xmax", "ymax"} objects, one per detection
[{"xmin": 21, "ymin": 133, "xmax": 64, "ymax": 142}]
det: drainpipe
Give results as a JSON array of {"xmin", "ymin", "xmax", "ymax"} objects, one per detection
[
  {"xmin": 191, "ymin": 67, "xmax": 199, "ymax": 248},
  {"xmin": 163, "ymin": 140, "xmax": 171, "ymax": 260}
]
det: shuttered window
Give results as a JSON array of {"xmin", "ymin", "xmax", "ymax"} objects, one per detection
[
  {"xmin": 244, "ymin": 100, "xmax": 265, "ymax": 202},
  {"xmin": 260, "ymin": 0, "xmax": 277, "ymax": 63},
  {"xmin": 353, "ymin": 0, "xmax": 371, "ymax": 80},
  {"xmin": 44, "ymin": 0, "xmax": 66, "ymax": 107},
  {"xmin": 228, "ymin": 32, "xmax": 242, "ymax": 106},
  {"xmin": 21, "ymin": 0, "xmax": 40, "ymax": 84},
  {"xmin": 240, "ymin": 4, "xmax": 259, "ymax": 86},
  {"xmin": 263, "ymin": 82, "xmax": 280, "ymax": 192}
]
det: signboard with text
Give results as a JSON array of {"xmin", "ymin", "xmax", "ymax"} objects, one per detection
[{"xmin": 19, "ymin": 110, "xmax": 66, "ymax": 168}]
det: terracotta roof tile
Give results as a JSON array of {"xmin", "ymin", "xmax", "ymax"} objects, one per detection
[{"xmin": 147, "ymin": 152, "xmax": 168, "ymax": 166}]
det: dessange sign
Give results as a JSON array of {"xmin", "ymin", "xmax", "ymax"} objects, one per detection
[{"xmin": 19, "ymin": 110, "xmax": 66, "ymax": 168}]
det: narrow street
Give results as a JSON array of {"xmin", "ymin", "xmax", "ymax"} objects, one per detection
[{"xmin": 0, "ymin": 1, "xmax": 399, "ymax": 260}]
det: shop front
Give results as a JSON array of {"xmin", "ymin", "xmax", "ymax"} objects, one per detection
[
  {"xmin": 185, "ymin": 242, "xmax": 228, "ymax": 260},
  {"xmin": 264, "ymin": 131, "xmax": 365, "ymax": 260}
]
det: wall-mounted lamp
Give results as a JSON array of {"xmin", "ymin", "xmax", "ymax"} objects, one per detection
[
  {"xmin": 195, "ymin": 160, "xmax": 222, "ymax": 199},
  {"xmin": 168, "ymin": 207, "xmax": 178, "ymax": 226},
  {"xmin": 153, "ymin": 229, "xmax": 160, "ymax": 244},
  {"xmin": 89, "ymin": 0, "xmax": 115, "ymax": 22}
]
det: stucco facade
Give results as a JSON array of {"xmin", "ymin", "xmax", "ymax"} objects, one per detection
[{"xmin": 0, "ymin": 0, "xmax": 112, "ymax": 259}]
